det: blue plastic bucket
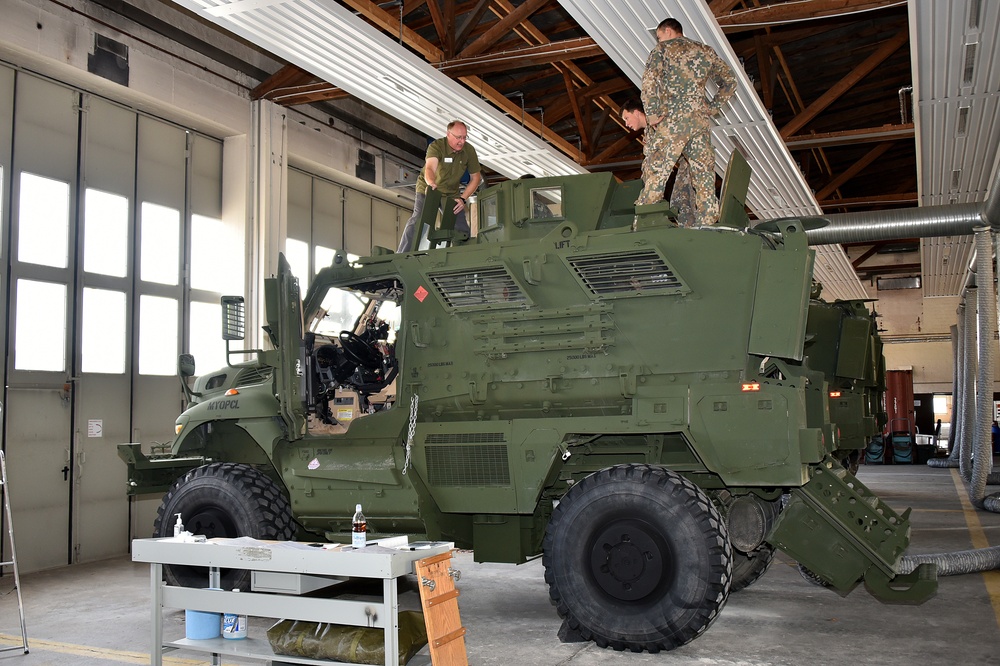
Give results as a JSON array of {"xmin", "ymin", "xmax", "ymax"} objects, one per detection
[{"xmin": 185, "ymin": 609, "xmax": 221, "ymax": 639}]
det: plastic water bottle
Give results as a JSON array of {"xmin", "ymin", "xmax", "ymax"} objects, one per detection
[
  {"xmin": 352, "ymin": 504, "xmax": 367, "ymax": 549},
  {"xmin": 221, "ymin": 589, "xmax": 248, "ymax": 639}
]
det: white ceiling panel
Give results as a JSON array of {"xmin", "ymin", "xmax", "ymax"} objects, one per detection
[
  {"xmin": 170, "ymin": 0, "xmax": 587, "ymax": 179},
  {"xmin": 911, "ymin": 0, "xmax": 1000, "ymax": 296}
]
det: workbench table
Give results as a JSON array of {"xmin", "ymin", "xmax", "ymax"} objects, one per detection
[{"xmin": 132, "ymin": 537, "xmax": 452, "ymax": 666}]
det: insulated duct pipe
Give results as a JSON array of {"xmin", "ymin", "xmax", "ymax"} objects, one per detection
[
  {"xmin": 970, "ymin": 227, "xmax": 996, "ymax": 508},
  {"xmin": 928, "ymin": 322, "xmax": 962, "ymax": 468},
  {"xmin": 961, "ymin": 288, "xmax": 978, "ymax": 482},
  {"xmin": 798, "ymin": 155, "xmax": 999, "ymax": 245},
  {"xmin": 804, "ymin": 203, "xmax": 983, "ymax": 245}
]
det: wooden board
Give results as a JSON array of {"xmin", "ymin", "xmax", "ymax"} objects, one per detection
[{"xmin": 414, "ymin": 550, "xmax": 467, "ymax": 665}]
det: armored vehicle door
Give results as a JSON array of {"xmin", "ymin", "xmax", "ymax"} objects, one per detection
[{"xmin": 272, "ymin": 254, "xmax": 308, "ymax": 440}]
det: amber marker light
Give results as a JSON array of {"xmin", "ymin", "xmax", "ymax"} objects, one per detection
[
  {"xmin": 741, "ymin": 382, "xmax": 760, "ymax": 392},
  {"xmin": 829, "ymin": 391, "xmax": 842, "ymax": 398},
  {"xmin": 225, "ymin": 389, "xmax": 240, "ymax": 395},
  {"xmin": 175, "ymin": 424, "xmax": 184, "ymax": 435}
]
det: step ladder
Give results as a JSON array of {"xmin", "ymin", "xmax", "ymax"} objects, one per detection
[
  {"xmin": 0, "ymin": 450, "xmax": 28, "ymax": 654},
  {"xmin": 415, "ymin": 550, "xmax": 467, "ymax": 666}
]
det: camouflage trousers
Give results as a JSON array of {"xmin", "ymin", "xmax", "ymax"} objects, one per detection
[
  {"xmin": 635, "ymin": 124, "xmax": 718, "ymax": 226},
  {"xmin": 671, "ymin": 158, "xmax": 695, "ymax": 227}
]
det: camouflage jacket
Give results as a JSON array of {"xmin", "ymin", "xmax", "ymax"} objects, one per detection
[{"xmin": 641, "ymin": 35, "xmax": 736, "ymax": 130}]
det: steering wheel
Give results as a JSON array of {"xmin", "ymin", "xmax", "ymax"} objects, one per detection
[{"xmin": 339, "ymin": 331, "xmax": 383, "ymax": 369}]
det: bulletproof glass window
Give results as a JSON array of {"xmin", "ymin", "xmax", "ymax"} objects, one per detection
[
  {"xmin": 481, "ymin": 194, "xmax": 498, "ymax": 229},
  {"xmin": 530, "ymin": 186, "xmax": 562, "ymax": 219}
]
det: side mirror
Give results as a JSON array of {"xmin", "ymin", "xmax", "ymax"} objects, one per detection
[
  {"xmin": 222, "ymin": 296, "xmax": 245, "ymax": 341},
  {"xmin": 178, "ymin": 354, "xmax": 196, "ymax": 378}
]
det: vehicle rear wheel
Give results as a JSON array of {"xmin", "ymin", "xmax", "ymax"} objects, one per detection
[
  {"xmin": 543, "ymin": 464, "xmax": 732, "ymax": 652},
  {"xmin": 725, "ymin": 494, "xmax": 780, "ymax": 592},
  {"xmin": 154, "ymin": 462, "xmax": 294, "ymax": 589},
  {"xmin": 730, "ymin": 545, "xmax": 776, "ymax": 592}
]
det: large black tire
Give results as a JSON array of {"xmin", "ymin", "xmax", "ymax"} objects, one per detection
[
  {"xmin": 729, "ymin": 545, "xmax": 776, "ymax": 592},
  {"xmin": 154, "ymin": 463, "xmax": 294, "ymax": 589},
  {"xmin": 543, "ymin": 464, "xmax": 732, "ymax": 652}
]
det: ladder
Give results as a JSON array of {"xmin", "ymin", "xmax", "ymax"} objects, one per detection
[
  {"xmin": 415, "ymin": 550, "xmax": 467, "ymax": 666},
  {"xmin": 0, "ymin": 450, "xmax": 28, "ymax": 654}
]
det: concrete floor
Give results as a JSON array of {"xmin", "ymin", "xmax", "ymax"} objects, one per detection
[{"xmin": 0, "ymin": 465, "xmax": 998, "ymax": 665}]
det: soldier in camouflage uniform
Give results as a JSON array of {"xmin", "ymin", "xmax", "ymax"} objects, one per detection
[
  {"xmin": 636, "ymin": 18, "xmax": 736, "ymax": 225},
  {"xmin": 622, "ymin": 97, "xmax": 695, "ymax": 227}
]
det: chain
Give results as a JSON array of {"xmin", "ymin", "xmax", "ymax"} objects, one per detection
[{"xmin": 402, "ymin": 393, "xmax": 418, "ymax": 475}]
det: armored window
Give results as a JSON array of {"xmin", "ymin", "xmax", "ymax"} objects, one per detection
[
  {"xmin": 480, "ymin": 194, "xmax": 498, "ymax": 229},
  {"xmin": 566, "ymin": 249, "xmax": 690, "ymax": 298},
  {"xmin": 530, "ymin": 186, "xmax": 562, "ymax": 219},
  {"xmin": 427, "ymin": 265, "xmax": 530, "ymax": 310}
]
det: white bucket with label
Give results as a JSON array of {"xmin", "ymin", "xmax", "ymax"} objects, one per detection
[{"xmin": 222, "ymin": 589, "xmax": 248, "ymax": 639}]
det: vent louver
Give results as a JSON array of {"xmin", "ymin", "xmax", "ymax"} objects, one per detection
[
  {"xmin": 427, "ymin": 266, "xmax": 528, "ymax": 310},
  {"xmin": 567, "ymin": 249, "xmax": 688, "ymax": 297},
  {"xmin": 235, "ymin": 367, "xmax": 272, "ymax": 387},
  {"xmin": 425, "ymin": 443, "xmax": 510, "ymax": 486},
  {"xmin": 962, "ymin": 43, "xmax": 977, "ymax": 85}
]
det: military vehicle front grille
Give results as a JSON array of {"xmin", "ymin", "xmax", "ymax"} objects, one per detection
[
  {"xmin": 426, "ymin": 266, "xmax": 529, "ymax": 310},
  {"xmin": 234, "ymin": 367, "xmax": 272, "ymax": 387},
  {"xmin": 425, "ymin": 433, "xmax": 506, "ymax": 444},
  {"xmin": 425, "ymin": 444, "xmax": 510, "ymax": 486},
  {"xmin": 567, "ymin": 249, "xmax": 688, "ymax": 297}
]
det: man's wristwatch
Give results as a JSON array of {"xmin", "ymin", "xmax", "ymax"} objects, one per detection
[{"xmin": 459, "ymin": 196, "xmax": 467, "ymax": 203}]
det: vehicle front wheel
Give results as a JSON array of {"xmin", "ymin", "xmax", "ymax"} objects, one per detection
[
  {"xmin": 543, "ymin": 464, "xmax": 732, "ymax": 652},
  {"xmin": 154, "ymin": 462, "xmax": 295, "ymax": 589}
]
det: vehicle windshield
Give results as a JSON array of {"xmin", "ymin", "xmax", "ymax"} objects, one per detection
[{"xmin": 309, "ymin": 283, "xmax": 402, "ymax": 346}]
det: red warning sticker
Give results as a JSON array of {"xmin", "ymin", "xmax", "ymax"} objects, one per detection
[{"xmin": 414, "ymin": 285, "xmax": 429, "ymax": 302}]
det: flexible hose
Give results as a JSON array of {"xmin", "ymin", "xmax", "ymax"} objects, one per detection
[
  {"xmin": 971, "ymin": 229, "xmax": 998, "ymax": 506},
  {"xmin": 960, "ymin": 291, "xmax": 977, "ymax": 481},
  {"xmin": 929, "ymin": 321, "xmax": 962, "ymax": 468},
  {"xmin": 899, "ymin": 545, "xmax": 1000, "ymax": 575}
]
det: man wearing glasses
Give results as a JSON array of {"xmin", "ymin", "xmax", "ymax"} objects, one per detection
[{"xmin": 397, "ymin": 120, "xmax": 482, "ymax": 252}]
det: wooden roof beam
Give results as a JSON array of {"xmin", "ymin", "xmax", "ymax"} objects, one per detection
[
  {"xmin": 458, "ymin": 0, "xmax": 551, "ymax": 58},
  {"xmin": 435, "ymin": 37, "xmax": 602, "ymax": 77},
  {"xmin": 339, "ymin": 0, "xmax": 581, "ymax": 161},
  {"xmin": 818, "ymin": 192, "xmax": 918, "ymax": 208},
  {"xmin": 780, "ymin": 28, "xmax": 908, "ymax": 139},
  {"xmin": 252, "ymin": 64, "xmax": 313, "ymax": 100},
  {"xmin": 815, "ymin": 142, "xmax": 895, "ymax": 200},
  {"xmin": 718, "ymin": 0, "xmax": 904, "ymax": 33},
  {"xmin": 786, "ymin": 123, "xmax": 915, "ymax": 150},
  {"xmin": 455, "ymin": 0, "xmax": 492, "ymax": 51}
]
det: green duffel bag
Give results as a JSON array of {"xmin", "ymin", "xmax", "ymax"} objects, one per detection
[{"xmin": 267, "ymin": 610, "xmax": 428, "ymax": 665}]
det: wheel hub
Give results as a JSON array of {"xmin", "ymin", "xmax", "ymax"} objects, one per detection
[{"xmin": 590, "ymin": 519, "xmax": 667, "ymax": 601}]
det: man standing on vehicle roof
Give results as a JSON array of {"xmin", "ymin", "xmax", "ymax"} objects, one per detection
[
  {"xmin": 397, "ymin": 120, "xmax": 482, "ymax": 253},
  {"xmin": 636, "ymin": 18, "xmax": 736, "ymax": 226},
  {"xmin": 621, "ymin": 97, "xmax": 695, "ymax": 227}
]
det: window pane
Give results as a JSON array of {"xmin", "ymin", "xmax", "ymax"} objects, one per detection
[
  {"xmin": 140, "ymin": 202, "xmax": 180, "ymax": 285},
  {"xmin": 315, "ymin": 246, "xmax": 335, "ymax": 274},
  {"xmin": 82, "ymin": 288, "xmax": 126, "ymax": 373},
  {"xmin": 191, "ymin": 214, "xmax": 241, "ymax": 293},
  {"xmin": 138, "ymin": 295, "xmax": 178, "ymax": 375},
  {"xmin": 189, "ymin": 301, "xmax": 226, "ymax": 374},
  {"xmin": 84, "ymin": 188, "xmax": 129, "ymax": 277},
  {"xmin": 14, "ymin": 279, "xmax": 66, "ymax": 371},
  {"xmin": 18, "ymin": 172, "xmax": 69, "ymax": 268},
  {"xmin": 286, "ymin": 238, "xmax": 309, "ymax": 292}
]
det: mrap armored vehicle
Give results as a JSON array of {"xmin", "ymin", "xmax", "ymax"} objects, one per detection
[{"xmin": 120, "ymin": 165, "xmax": 935, "ymax": 652}]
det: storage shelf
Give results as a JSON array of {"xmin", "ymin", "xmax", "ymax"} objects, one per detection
[{"xmin": 165, "ymin": 637, "xmax": 432, "ymax": 665}]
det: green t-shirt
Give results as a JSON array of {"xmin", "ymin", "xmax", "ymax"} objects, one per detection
[{"xmin": 415, "ymin": 137, "xmax": 481, "ymax": 196}]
